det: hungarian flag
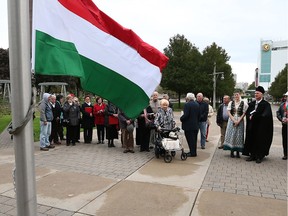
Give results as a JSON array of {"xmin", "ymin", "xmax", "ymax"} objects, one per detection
[{"xmin": 32, "ymin": 0, "xmax": 168, "ymax": 118}]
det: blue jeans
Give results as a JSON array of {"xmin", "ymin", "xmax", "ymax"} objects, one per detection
[
  {"xmin": 40, "ymin": 121, "xmax": 52, "ymax": 148},
  {"xmin": 198, "ymin": 121, "xmax": 207, "ymax": 147}
]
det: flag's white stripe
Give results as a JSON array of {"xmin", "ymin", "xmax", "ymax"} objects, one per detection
[{"xmin": 33, "ymin": 0, "xmax": 161, "ymax": 97}]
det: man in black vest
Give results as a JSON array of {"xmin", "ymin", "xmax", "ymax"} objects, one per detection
[{"xmin": 216, "ymin": 95, "xmax": 230, "ymax": 149}]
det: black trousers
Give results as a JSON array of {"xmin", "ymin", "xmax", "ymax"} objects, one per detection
[
  {"xmin": 184, "ymin": 130, "xmax": 198, "ymax": 156},
  {"xmin": 96, "ymin": 125, "xmax": 105, "ymax": 141},
  {"xmin": 83, "ymin": 127, "xmax": 93, "ymax": 143},
  {"xmin": 282, "ymin": 124, "xmax": 287, "ymax": 156},
  {"xmin": 49, "ymin": 120, "xmax": 58, "ymax": 143},
  {"xmin": 66, "ymin": 125, "xmax": 78, "ymax": 144},
  {"xmin": 136, "ymin": 126, "xmax": 151, "ymax": 150}
]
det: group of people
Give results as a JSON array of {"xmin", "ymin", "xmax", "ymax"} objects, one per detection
[
  {"xmin": 216, "ymin": 86, "xmax": 286, "ymax": 163},
  {"xmin": 39, "ymin": 86, "xmax": 286, "ymax": 162},
  {"xmin": 39, "ymin": 93, "xmax": 116, "ymax": 150},
  {"xmin": 180, "ymin": 92, "xmax": 214, "ymax": 157},
  {"xmin": 38, "ymin": 91, "xmax": 176, "ymax": 154}
]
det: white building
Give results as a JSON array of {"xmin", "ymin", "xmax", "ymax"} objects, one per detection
[
  {"xmin": 258, "ymin": 40, "xmax": 288, "ymax": 90},
  {"xmin": 236, "ymin": 82, "xmax": 249, "ymax": 91}
]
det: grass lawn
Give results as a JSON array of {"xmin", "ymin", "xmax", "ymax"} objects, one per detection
[
  {"xmin": 0, "ymin": 113, "xmax": 41, "ymax": 142},
  {"xmin": 0, "ymin": 115, "xmax": 12, "ymax": 134},
  {"xmin": 33, "ymin": 115, "xmax": 41, "ymax": 142}
]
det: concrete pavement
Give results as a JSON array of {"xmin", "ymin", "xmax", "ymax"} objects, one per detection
[{"xmin": 0, "ymin": 105, "xmax": 287, "ymax": 216}]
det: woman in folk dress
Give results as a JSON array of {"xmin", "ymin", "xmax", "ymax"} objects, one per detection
[{"xmin": 223, "ymin": 92, "xmax": 248, "ymax": 158}]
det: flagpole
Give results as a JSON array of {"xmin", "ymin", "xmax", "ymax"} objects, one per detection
[{"xmin": 7, "ymin": 0, "xmax": 37, "ymax": 215}]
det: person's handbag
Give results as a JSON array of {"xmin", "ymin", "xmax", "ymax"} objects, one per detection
[
  {"xmin": 127, "ymin": 123, "xmax": 134, "ymax": 132},
  {"xmin": 109, "ymin": 115, "xmax": 118, "ymax": 125},
  {"xmin": 62, "ymin": 119, "xmax": 69, "ymax": 127}
]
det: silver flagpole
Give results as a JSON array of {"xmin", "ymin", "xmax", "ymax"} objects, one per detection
[{"xmin": 7, "ymin": 0, "xmax": 37, "ymax": 215}]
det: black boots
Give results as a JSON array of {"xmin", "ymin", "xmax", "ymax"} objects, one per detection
[{"xmin": 108, "ymin": 139, "xmax": 115, "ymax": 147}]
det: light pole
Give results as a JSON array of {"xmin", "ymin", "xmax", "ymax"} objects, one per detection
[{"xmin": 211, "ymin": 62, "xmax": 224, "ymax": 110}]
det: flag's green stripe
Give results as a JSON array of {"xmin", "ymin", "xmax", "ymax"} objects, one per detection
[
  {"xmin": 35, "ymin": 30, "xmax": 149, "ymax": 118},
  {"xmin": 35, "ymin": 30, "xmax": 84, "ymax": 77},
  {"xmin": 80, "ymin": 56, "xmax": 149, "ymax": 119}
]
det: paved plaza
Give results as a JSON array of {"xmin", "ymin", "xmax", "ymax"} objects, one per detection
[{"xmin": 0, "ymin": 105, "xmax": 287, "ymax": 216}]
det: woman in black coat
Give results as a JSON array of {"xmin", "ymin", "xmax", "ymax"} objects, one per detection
[
  {"xmin": 105, "ymin": 101, "xmax": 119, "ymax": 147},
  {"xmin": 81, "ymin": 95, "xmax": 95, "ymax": 143},
  {"xmin": 136, "ymin": 105, "xmax": 153, "ymax": 152}
]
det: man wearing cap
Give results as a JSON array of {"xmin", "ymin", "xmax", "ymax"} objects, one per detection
[
  {"xmin": 243, "ymin": 86, "xmax": 273, "ymax": 163},
  {"xmin": 276, "ymin": 91, "xmax": 288, "ymax": 160}
]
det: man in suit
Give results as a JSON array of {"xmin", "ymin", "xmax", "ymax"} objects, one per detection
[
  {"xmin": 180, "ymin": 93, "xmax": 200, "ymax": 157},
  {"xmin": 216, "ymin": 95, "xmax": 230, "ymax": 149}
]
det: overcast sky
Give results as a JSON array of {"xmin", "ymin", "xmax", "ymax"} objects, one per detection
[{"xmin": 0, "ymin": 0, "xmax": 287, "ymax": 84}]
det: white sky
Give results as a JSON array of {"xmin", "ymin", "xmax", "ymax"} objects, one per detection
[{"xmin": 0, "ymin": 0, "xmax": 287, "ymax": 84}]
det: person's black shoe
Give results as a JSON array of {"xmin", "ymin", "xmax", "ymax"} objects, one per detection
[
  {"xmin": 101, "ymin": 140, "xmax": 105, "ymax": 144},
  {"xmin": 47, "ymin": 144, "xmax": 55, "ymax": 149},
  {"xmin": 97, "ymin": 141, "xmax": 101, "ymax": 144},
  {"xmin": 186, "ymin": 153, "xmax": 197, "ymax": 157},
  {"xmin": 282, "ymin": 156, "xmax": 287, "ymax": 160},
  {"xmin": 140, "ymin": 149, "xmax": 145, "ymax": 152},
  {"xmin": 72, "ymin": 143, "xmax": 76, "ymax": 146},
  {"xmin": 256, "ymin": 158, "xmax": 262, "ymax": 163},
  {"xmin": 40, "ymin": 147, "xmax": 49, "ymax": 151},
  {"xmin": 218, "ymin": 146, "xmax": 224, "ymax": 149},
  {"xmin": 230, "ymin": 151, "xmax": 235, "ymax": 158},
  {"xmin": 246, "ymin": 157, "xmax": 255, "ymax": 161}
]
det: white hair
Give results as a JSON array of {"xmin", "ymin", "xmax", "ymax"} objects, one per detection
[{"xmin": 186, "ymin": 93, "xmax": 195, "ymax": 101}]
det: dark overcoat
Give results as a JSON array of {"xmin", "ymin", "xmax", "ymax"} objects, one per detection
[{"xmin": 243, "ymin": 100, "xmax": 273, "ymax": 157}]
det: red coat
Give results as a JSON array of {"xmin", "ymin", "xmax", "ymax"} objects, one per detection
[{"xmin": 93, "ymin": 103, "xmax": 106, "ymax": 125}]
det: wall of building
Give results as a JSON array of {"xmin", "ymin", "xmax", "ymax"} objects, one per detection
[{"xmin": 258, "ymin": 40, "xmax": 288, "ymax": 90}]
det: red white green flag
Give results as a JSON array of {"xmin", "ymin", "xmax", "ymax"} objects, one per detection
[{"xmin": 32, "ymin": 0, "xmax": 169, "ymax": 118}]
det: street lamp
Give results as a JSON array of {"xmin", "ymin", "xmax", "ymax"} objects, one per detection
[{"xmin": 211, "ymin": 62, "xmax": 224, "ymax": 110}]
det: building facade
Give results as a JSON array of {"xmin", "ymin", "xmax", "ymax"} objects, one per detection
[{"xmin": 258, "ymin": 40, "xmax": 288, "ymax": 90}]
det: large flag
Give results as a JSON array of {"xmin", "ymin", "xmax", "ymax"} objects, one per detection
[{"xmin": 32, "ymin": 0, "xmax": 169, "ymax": 118}]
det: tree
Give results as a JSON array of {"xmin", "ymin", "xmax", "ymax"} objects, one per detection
[
  {"xmin": 248, "ymin": 81, "xmax": 255, "ymax": 90},
  {"xmin": 161, "ymin": 34, "xmax": 201, "ymax": 107},
  {"xmin": 200, "ymin": 42, "xmax": 235, "ymax": 100},
  {"xmin": 0, "ymin": 48, "xmax": 9, "ymax": 80},
  {"xmin": 269, "ymin": 64, "xmax": 287, "ymax": 100}
]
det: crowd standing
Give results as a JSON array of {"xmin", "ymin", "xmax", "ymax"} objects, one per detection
[{"xmin": 38, "ymin": 85, "xmax": 283, "ymax": 163}]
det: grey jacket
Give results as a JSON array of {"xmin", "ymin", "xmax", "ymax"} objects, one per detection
[
  {"xmin": 39, "ymin": 93, "xmax": 53, "ymax": 122},
  {"xmin": 63, "ymin": 101, "xmax": 81, "ymax": 126}
]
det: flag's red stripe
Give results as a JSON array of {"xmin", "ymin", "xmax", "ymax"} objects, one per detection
[{"xmin": 58, "ymin": 0, "xmax": 168, "ymax": 71}]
